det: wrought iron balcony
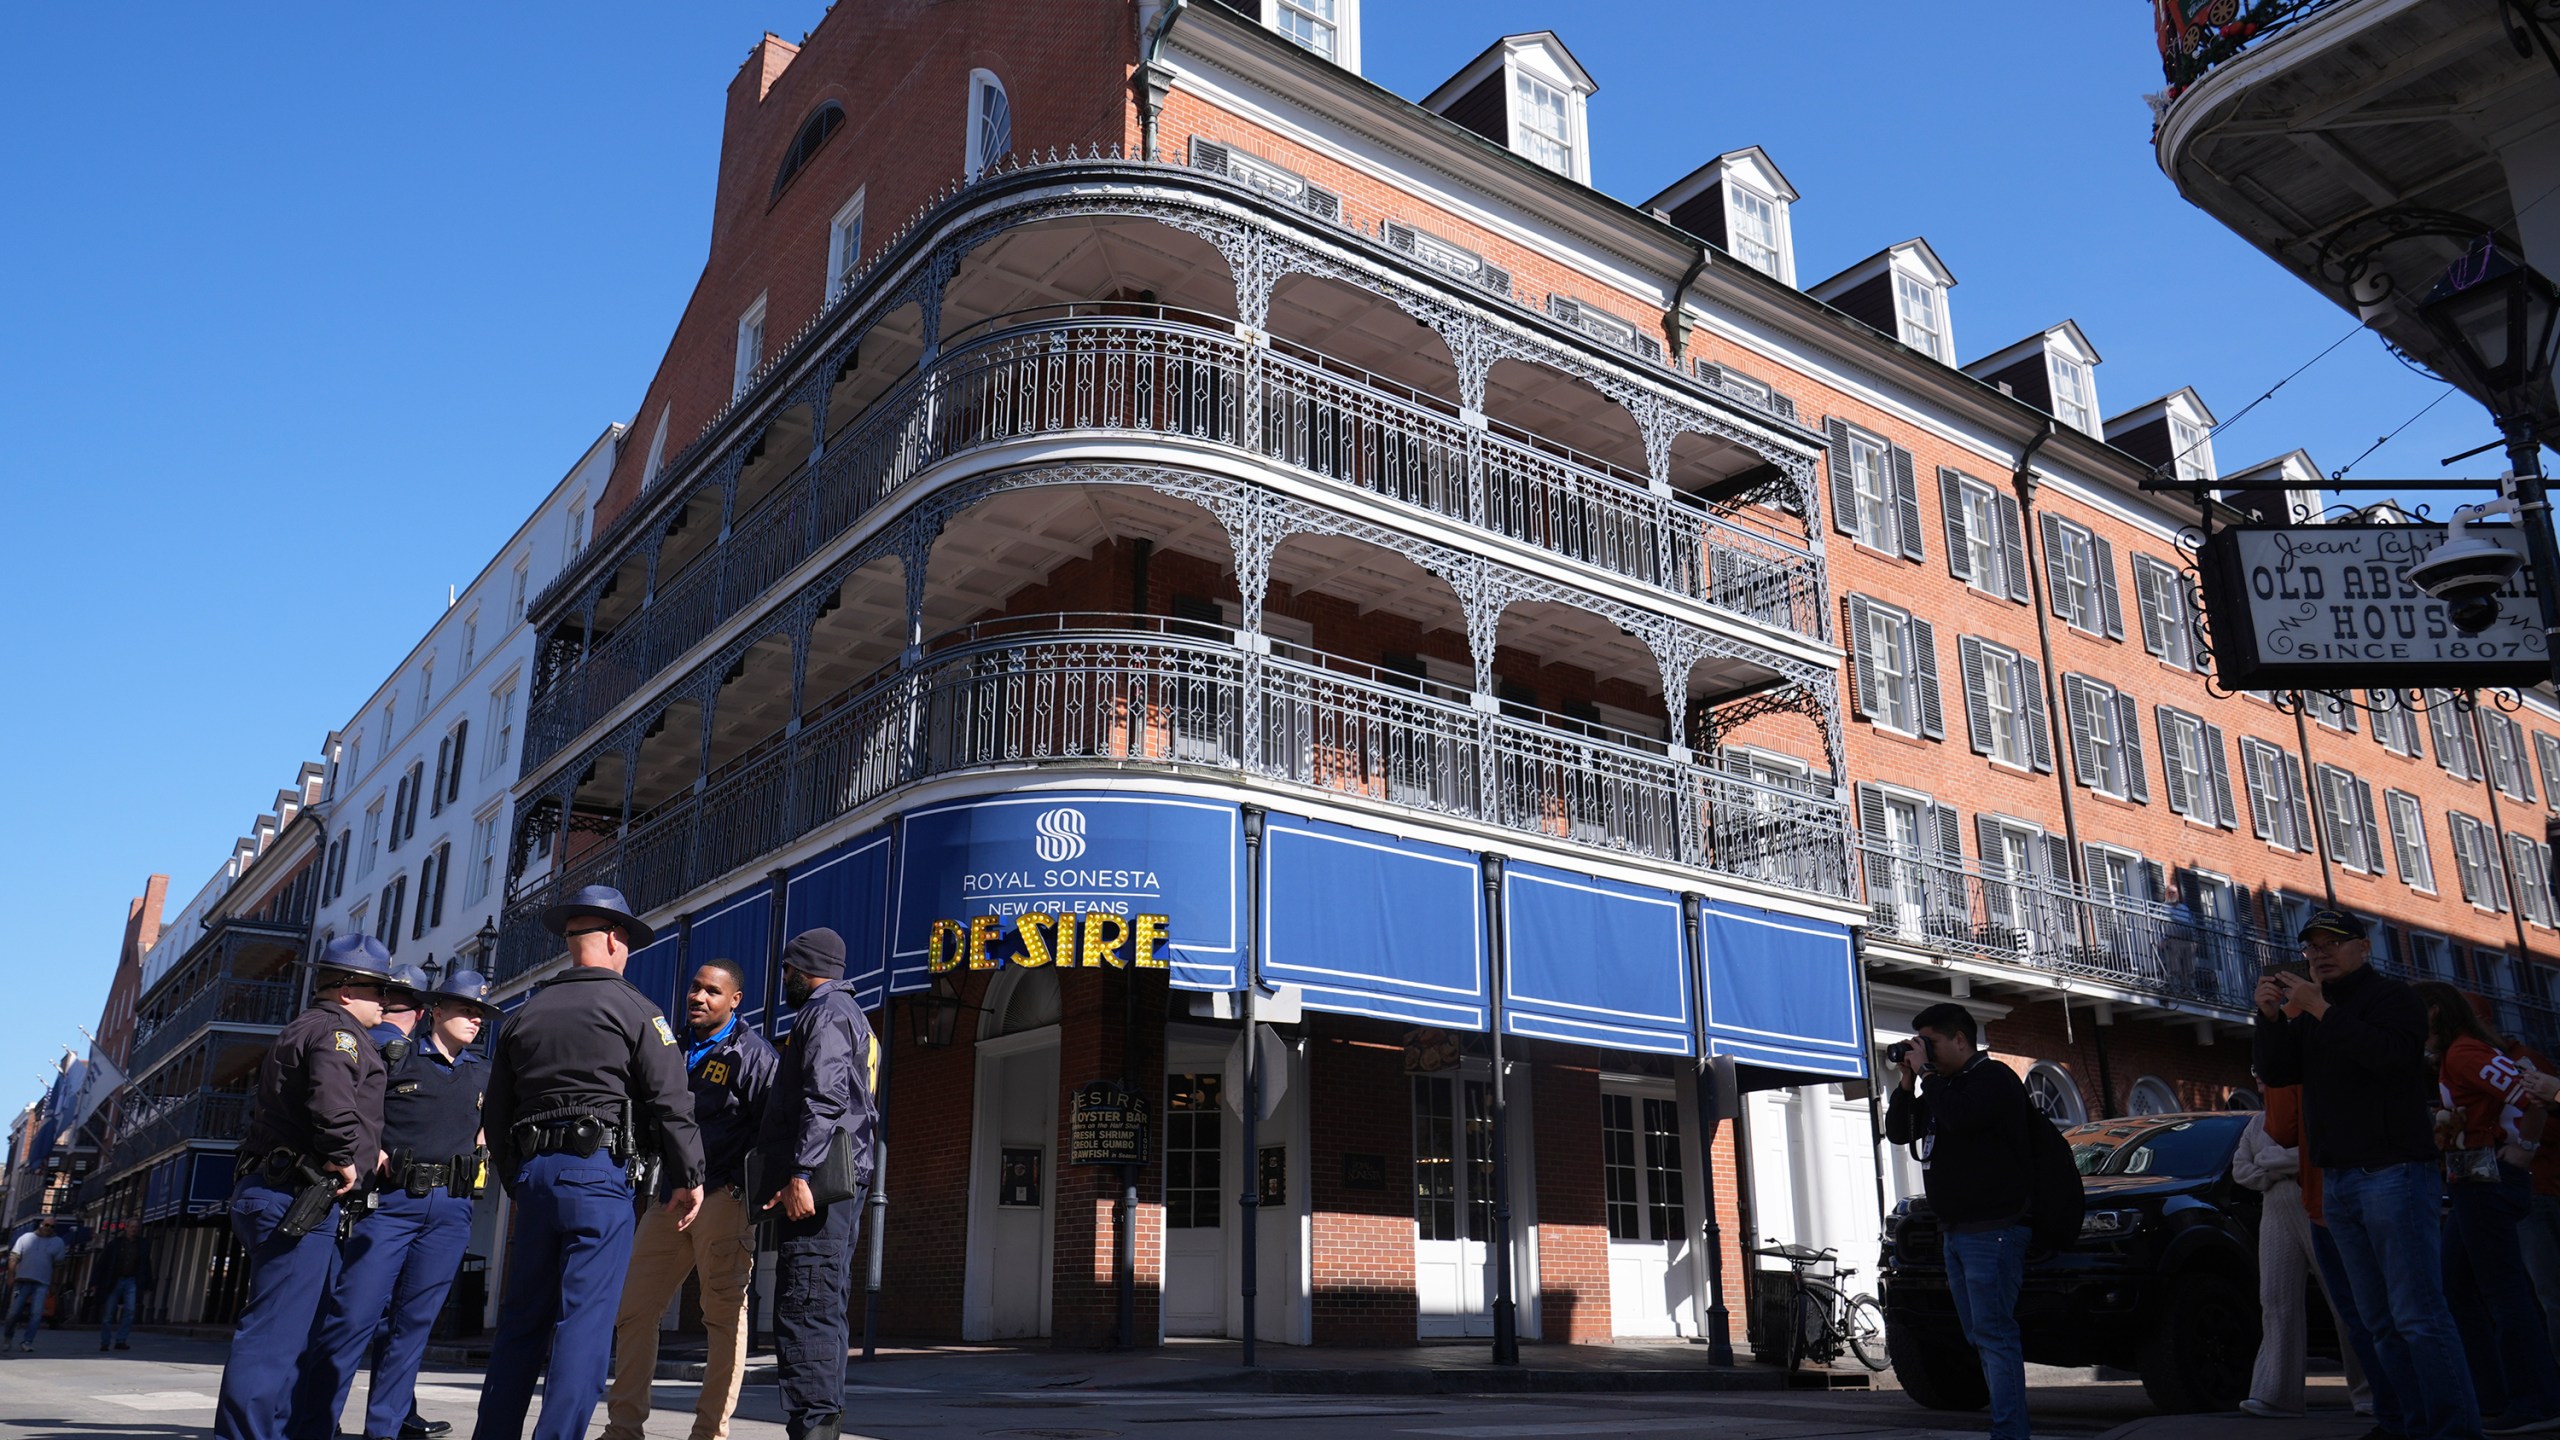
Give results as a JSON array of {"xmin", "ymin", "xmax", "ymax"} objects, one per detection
[
  {"xmin": 500, "ymin": 615, "xmax": 1850, "ymax": 983},
  {"xmin": 126, "ymin": 975, "xmax": 300, "ymax": 1083},
  {"xmin": 97, "ymin": 1089, "xmax": 253, "ymax": 1184},
  {"xmin": 525, "ymin": 310, "xmax": 1819, "ymax": 772},
  {"xmin": 2151, "ymin": 0, "xmax": 2347, "ymax": 96}
]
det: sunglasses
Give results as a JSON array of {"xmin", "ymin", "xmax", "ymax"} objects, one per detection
[{"xmin": 563, "ymin": 924, "xmax": 619, "ymax": 940}]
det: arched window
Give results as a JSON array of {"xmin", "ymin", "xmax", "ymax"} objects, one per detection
[
  {"xmin": 966, "ymin": 69, "xmax": 1012, "ymax": 180},
  {"xmin": 2025, "ymin": 1063, "xmax": 2086, "ymax": 1127},
  {"xmin": 2126, "ymin": 1076, "xmax": 2180, "ymax": 1115},
  {"xmin": 771, "ymin": 102, "xmax": 845, "ymax": 201}
]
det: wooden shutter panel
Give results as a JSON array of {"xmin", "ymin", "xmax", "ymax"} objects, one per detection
[
  {"xmin": 1891, "ymin": 445, "xmax": 1924, "ymax": 561},
  {"xmin": 448, "ymin": 720, "xmax": 468, "ymax": 803},
  {"xmin": 1845, "ymin": 595, "xmax": 1877, "ymax": 718},
  {"xmin": 430, "ymin": 842, "xmax": 450, "ymax": 928},
  {"xmin": 2203, "ymin": 723, "xmax": 2237, "ymax": 829},
  {"xmin": 1825, "ymin": 418, "xmax": 1857, "ymax": 538},
  {"xmin": 2142, "ymin": 859, "xmax": 2168, "ymax": 903},
  {"xmin": 1856, "ymin": 782, "xmax": 1888, "ymax": 837},
  {"xmin": 2116, "ymin": 691, "xmax": 2148, "ymax": 802},
  {"xmin": 2018, "ymin": 655, "xmax": 2053, "ymax": 772},
  {"xmin": 431, "ymin": 738, "xmax": 450, "ymax": 818},
  {"xmin": 2284, "ymin": 755, "xmax": 2313, "ymax": 855},
  {"xmin": 2157, "ymin": 708, "xmax": 2192, "ymax": 816},
  {"xmin": 412, "ymin": 853, "xmax": 433, "ymax": 940},
  {"xmin": 1909, "ymin": 616, "xmax": 1945, "ymax": 740},
  {"xmin": 2039, "ymin": 512, "xmax": 2072, "ymax": 623},
  {"xmin": 2539, "ymin": 733, "xmax": 2560, "ymax": 806},
  {"xmin": 389, "ymin": 777, "xmax": 408, "ymax": 853},
  {"xmin": 2134, "ymin": 558, "xmax": 2169, "ymax": 657},
  {"xmin": 2243, "ymin": 740, "xmax": 2274, "ymax": 841},
  {"xmin": 2092, "ymin": 535, "xmax": 2125, "ymax": 640},
  {"xmin": 2357, "ymin": 780, "xmax": 2383, "ymax": 876},
  {"xmin": 2514, "ymin": 720, "xmax": 2537, "ymax": 802},
  {"xmin": 1939, "ymin": 469, "xmax": 1972, "ymax": 580},
  {"xmin": 1977, "ymin": 814, "xmax": 2016, "ymax": 928},
  {"xmin": 1996, "ymin": 495, "xmax": 2029, "ymax": 602},
  {"xmin": 2042, "ymin": 834, "xmax": 2076, "ymax": 886},
  {"xmin": 1856, "ymin": 783, "xmax": 1892, "ymax": 906},
  {"xmin": 2064, "ymin": 675, "xmax": 2099, "ymax": 788},
  {"xmin": 1959, "ymin": 636, "xmax": 1993, "ymax": 755}
]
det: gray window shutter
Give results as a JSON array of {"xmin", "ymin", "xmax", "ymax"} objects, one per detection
[
  {"xmin": 2451, "ymin": 816, "xmax": 2480, "ymax": 905},
  {"xmin": 2357, "ymin": 779, "xmax": 2384, "ymax": 876},
  {"xmin": 2133, "ymin": 558, "xmax": 2169, "ymax": 658},
  {"xmin": 1977, "ymin": 814, "xmax": 2016, "ymax": 927},
  {"xmin": 1857, "ymin": 782, "xmax": 1893, "ymax": 905},
  {"xmin": 1997, "ymin": 494, "xmax": 2029, "ymax": 603},
  {"xmin": 2092, "ymin": 535, "xmax": 2125, "ymax": 640},
  {"xmin": 2117, "ymin": 691, "xmax": 2148, "ymax": 802},
  {"xmin": 2284, "ymin": 755, "xmax": 2314, "ymax": 855},
  {"xmin": 1892, "ymin": 446, "xmax": 1924, "ymax": 561},
  {"xmin": 1959, "ymin": 636, "xmax": 1993, "ymax": 755},
  {"xmin": 1976, "ymin": 814, "xmax": 2005, "ymax": 870},
  {"xmin": 1909, "ymin": 616, "xmax": 1945, "ymax": 740},
  {"xmin": 2243, "ymin": 740, "xmax": 2274, "ymax": 841},
  {"xmin": 2517, "ymin": 721, "xmax": 2537, "ymax": 802},
  {"xmin": 1825, "ymin": 418, "xmax": 1857, "ymax": 538},
  {"xmin": 2204, "ymin": 723, "xmax": 2237, "ymax": 829},
  {"xmin": 431, "ymin": 738, "xmax": 450, "ymax": 818},
  {"xmin": 1933, "ymin": 803, "xmax": 1962, "ymax": 861},
  {"xmin": 1940, "ymin": 469, "xmax": 1972, "ymax": 580},
  {"xmin": 2064, "ymin": 676, "xmax": 2099, "ymax": 788},
  {"xmin": 2319, "ymin": 769, "xmax": 2355, "ymax": 862},
  {"xmin": 2157, "ymin": 708, "xmax": 2192, "ymax": 816},
  {"xmin": 2142, "ymin": 859, "xmax": 2168, "ymax": 904},
  {"xmin": 2019, "ymin": 655, "xmax": 2053, "ymax": 772},
  {"xmin": 1845, "ymin": 595, "xmax": 1876, "ymax": 719},
  {"xmin": 1855, "ymin": 783, "xmax": 1888, "ymax": 837},
  {"xmin": 389, "ymin": 777, "xmax": 407, "ymax": 853},
  {"xmin": 2039, "ymin": 512, "xmax": 2072, "ymax": 624},
  {"xmin": 2042, "ymin": 834, "xmax": 2076, "ymax": 887},
  {"xmin": 2540, "ymin": 733, "xmax": 2560, "ymax": 806}
]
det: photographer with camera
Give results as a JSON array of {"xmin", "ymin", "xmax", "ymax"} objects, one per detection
[{"xmin": 1885, "ymin": 1002, "xmax": 2040, "ymax": 1440}]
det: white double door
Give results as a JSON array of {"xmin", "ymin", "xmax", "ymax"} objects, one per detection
[
  {"xmin": 1602, "ymin": 1077, "xmax": 1705, "ymax": 1338},
  {"xmin": 1161, "ymin": 1027, "xmax": 1306, "ymax": 1343},
  {"xmin": 1410, "ymin": 1063, "xmax": 1539, "ymax": 1340},
  {"xmin": 1748, "ymin": 1083, "xmax": 1887, "ymax": 1277}
]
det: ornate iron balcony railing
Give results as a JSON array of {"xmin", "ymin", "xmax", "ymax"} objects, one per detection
[
  {"xmin": 126, "ymin": 976, "xmax": 300, "ymax": 1083},
  {"xmin": 524, "ymin": 310, "xmax": 1819, "ymax": 773},
  {"xmin": 2152, "ymin": 0, "xmax": 2351, "ymax": 95},
  {"xmin": 97, "ymin": 1088, "xmax": 253, "ymax": 1185},
  {"xmin": 499, "ymin": 617, "xmax": 1850, "ymax": 983}
]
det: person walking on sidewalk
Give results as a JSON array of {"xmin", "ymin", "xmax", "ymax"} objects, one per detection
[
  {"xmin": 1885, "ymin": 1001, "xmax": 2037, "ymax": 1440},
  {"xmin": 2233, "ymin": 1082, "xmax": 2371, "ymax": 1420},
  {"xmin": 604, "ymin": 958, "xmax": 776, "ymax": 1440},
  {"xmin": 758, "ymin": 929, "xmax": 882, "ymax": 1440},
  {"xmin": 2255, "ymin": 909, "xmax": 2482, "ymax": 1440},
  {"xmin": 4, "ymin": 1219, "xmax": 68, "ymax": 1352},
  {"xmin": 2414, "ymin": 981, "xmax": 2560, "ymax": 1435},
  {"xmin": 90, "ymin": 1224, "xmax": 152, "ymax": 1352}
]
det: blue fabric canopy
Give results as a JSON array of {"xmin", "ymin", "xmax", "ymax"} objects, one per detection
[
  {"xmin": 624, "ymin": 932, "xmax": 683, "ymax": 1022},
  {"xmin": 688, "ymin": 888, "xmax": 774, "ymax": 1035},
  {"xmin": 1700, "ymin": 899, "xmax": 1863, "ymax": 1080},
  {"xmin": 1501, "ymin": 862, "xmax": 1691, "ymax": 1055},
  {"xmin": 785, "ymin": 828, "xmax": 894, "ymax": 1016},
  {"xmin": 187, "ymin": 1151, "xmax": 235, "ymax": 1216},
  {"xmin": 1260, "ymin": 816, "xmax": 1486, "ymax": 1028}
]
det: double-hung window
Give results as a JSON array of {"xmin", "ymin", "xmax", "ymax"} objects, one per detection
[
  {"xmin": 467, "ymin": 808, "xmax": 501, "ymax": 907},
  {"xmin": 733, "ymin": 293, "xmax": 768, "ymax": 399},
  {"xmin": 1276, "ymin": 0, "xmax": 1340, "ymax": 59},
  {"xmin": 1855, "ymin": 784, "xmax": 1960, "ymax": 939},
  {"xmin": 2301, "ymin": 688, "xmax": 2356, "ymax": 733},
  {"xmin": 2062, "ymin": 674, "xmax": 2145, "ymax": 801},
  {"xmin": 2539, "ymin": 731, "xmax": 2560, "ymax": 809},
  {"xmin": 2484, "ymin": 712, "xmax": 2538, "ymax": 802},
  {"xmin": 2048, "ymin": 352, "xmax": 2097, "ymax": 433},
  {"xmin": 2240, "ymin": 737, "xmax": 2312, "ymax": 852},
  {"xmin": 360, "ymin": 797, "xmax": 385, "ymax": 878},
  {"xmin": 1727, "ymin": 184, "xmax": 1783, "ymax": 277},
  {"xmin": 2370, "ymin": 690, "xmax": 2423, "ymax": 756},
  {"xmin": 2170, "ymin": 415, "xmax": 2215, "ymax": 484},
  {"xmin": 2131, "ymin": 554, "xmax": 2198, "ymax": 670},
  {"xmin": 2509, "ymin": 832, "xmax": 2557, "ymax": 928},
  {"xmin": 2386, "ymin": 790, "xmax": 2435, "ymax": 893},
  {"xmin": 2156, "ymin": 707, "xmax": 2235, "ymax": 827},
  {"xmin": 2427, "ymin": 691, "xmax": 2483, "ymax": 779},
  {"xmin": 508, "ymin": 560, "xmax": 529, "ymax": 624},
  {"xmin": 1938, "ymin": 469, "xmax": 2026, "ymax": 600},
  {"xmin": 1893, "ymin": 271, "xmax": 1948, "ymax": 362},
  {"xmin": 1957, "ymin": 635, "xmax": 2048, "ymax": 770},
  {"xmin": 1513, "ymin": 71, "xmax": 1573, "ymax": 175},
  {"xmin": 2040, "ymin": 514, "xmax": 2122, "ymax": 638},
  {"xmin": 1826, "ymin": 420, "xmax": 1919, "ymax": 559},
  {"xmin": 487, "ymin": 679, "xmax": 519, "ymax": 777},
  {"xmin": 2315, "ymin": 764, "xmax": 2384, "ymax": 873},
  {"xmin": 827, "ymin": 191, "xmax": 866, "ymax": 299},
  {"xmin": 1847, "ymin": 595, "xmax": 1942, "ymax": 740},
  {"xmin": 2448, "ymin": 812, "xmax": 2511, "ymax": 912}
]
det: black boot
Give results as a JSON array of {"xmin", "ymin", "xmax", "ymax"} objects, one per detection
[
  {"xmin": 397, "ymin": 1411, "xmax": 451, "ymax": 1438},
  {"xmin": 786, "ymin": 1415, "xmax": 843, "ymax": 1440}
]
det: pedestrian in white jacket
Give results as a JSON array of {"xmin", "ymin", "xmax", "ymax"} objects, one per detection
[{"xmin": 2233, "ymin": 1106, "xmax": 2368, "ymax": 1418}]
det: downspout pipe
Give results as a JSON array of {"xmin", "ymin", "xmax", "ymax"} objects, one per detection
[
  {"xmin": 1136, "ymin": 0, "xmax": 1189, "ymax": 163},
  {"xmin": 1663, "ymin": 243, "xmax": 1710, "ymax": 367},
  {"xmin": 2009, "ymin": 422, "xmax": 2079, "ymax": 886}
]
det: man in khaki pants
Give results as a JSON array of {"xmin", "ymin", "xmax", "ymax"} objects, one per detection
[{"xmin": 603, "ymin": 959, "xmax": 776, "ymax": 1440}]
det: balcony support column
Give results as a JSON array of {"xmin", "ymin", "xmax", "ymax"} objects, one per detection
[
  {"xmin": 1447, "ymin": 317, "xmax": 1496, "ymax": 530},
  {"xmin": 898, "ymin": 514, "xmax": 939, "ymax": 665}
]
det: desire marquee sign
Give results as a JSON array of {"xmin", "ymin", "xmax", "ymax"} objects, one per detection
[{"xmin": 2196, "ymin": 523, "xmax": 2546, "ymax": 690}]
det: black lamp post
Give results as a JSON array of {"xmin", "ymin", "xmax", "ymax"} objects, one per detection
[
  {"xmin": 2416, "ymin": 239, "xmax": 2560, "ymax": 691},
  {"xmin": 474, "ymin": 917, "xmax": 498, "ymax": 971}
]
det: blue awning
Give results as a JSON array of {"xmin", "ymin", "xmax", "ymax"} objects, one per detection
[
  {"xmin": 1700, "ymin": 900, "xmax": 1864, "ymax": 1081},
  {"xmin": 186, "ymin": 1151, "xmax": 235, "ymax": 1216},
  {"xmin": 1261, "ymin": 817, "xmax": 1486, "ymax": 1028},
  {"xmin": 624, "ymin": 932, "xmax": 683, "ymax": 1021},
  {"xmin": 688, "ymin": 888, "xmax": 774, "ymax": 1035},
  {"xmin": 892, "ymin": 792, "xmax": 1244, "ymax": 995},
  {"xmin": 784, "ymin": 828, "xmax": 893, "ymax": 1014},
  {"xmin": 1502, "ymin": 862, "xmax": 1691, "ymax": 1055}
]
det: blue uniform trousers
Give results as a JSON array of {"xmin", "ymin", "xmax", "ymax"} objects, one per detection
[
  {"xmin": 214, "ymin": 1175, "xmax": 344, "ymax": 1440},
  {"xmin": 774, "ymin": 1187, "xmax": 864, "ymax": 1430},
  {"xmin": 288, "ymin": 1187, "xmax": 475, "ymax": 1440},
  {"xmin": 471, "ymin": 1152, "xmax": 635, "ymax": 1440}
]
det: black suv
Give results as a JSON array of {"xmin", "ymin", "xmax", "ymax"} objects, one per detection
[{"xmin": 1879, "ymin": 1110, "xmax": 2276, "ymax": 1414}]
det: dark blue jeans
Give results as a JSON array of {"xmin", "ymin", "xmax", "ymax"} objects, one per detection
[
  {"xmin": 1943, "ymin": 1224, "xmax": 2030, "ymax": 1440},
  {"xmin": 2313, "ymin": 1220, "xmax": 2401, "ymax": 1431},
  {"xmin": 2444, "ymin": 1162, "xmax": 2560, "ymax": 1423},
  {"xmin": 100, "ymin": 1278, "xmax": 138, "ymax": 1347},
  {"xmin": 2327, "ymin": 1161, "xmax": 2482, "ymax": 1440}
]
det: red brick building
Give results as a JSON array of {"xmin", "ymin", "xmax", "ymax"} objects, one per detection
[{"xmin": 490, "ymin": 0, "xmax": 2560, "ymax": 1354}]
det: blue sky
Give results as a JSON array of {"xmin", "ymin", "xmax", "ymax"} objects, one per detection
[{"xmin": 0, "ymin": 2, "xmax": 2502, "ymax": 1111}]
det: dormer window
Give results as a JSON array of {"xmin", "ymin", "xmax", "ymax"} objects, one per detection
[
  {"xmin": 1514, "ymin": 72, "xmax": 1573, "ymax": 175},
  {"xmin": 1728, "ymin": 185, "xmax": 1783, "ymax": 276},
  {"xmin": 1893, "ymin": 271, "xmax": 1948, "ymax": 362},
  {"xmin": 1276, "ymin": 0, "xmax": 1339, "ymax": 59},
  {"xmin": 2049, "ymin": 352, "xmax": 2096, "ymax": 433},
  {"xmin": 1648, "ymin": 147, "xmax": 1798, "ymax": 287},
  {"xmin": 1423, "ymin": 32, "xmax": 1595, "ymax": 184},
  {"xmin": 2171, "ymin": 413, "xmax": 2215, "ymax": 483}
]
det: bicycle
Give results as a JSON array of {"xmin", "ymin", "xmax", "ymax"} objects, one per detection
[{"xmin": 1756, "ymin": 1240, "xmax": 1888, "ymax": 1373}]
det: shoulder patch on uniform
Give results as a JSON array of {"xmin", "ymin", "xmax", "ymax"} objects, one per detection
[
  {"xmin": 333, "ymin": 1031, "xmax": 359, "ymax": 1055},
  {"xmin": 651, "ymin": 1016, "xmax": 677, "ymax": 1047}
]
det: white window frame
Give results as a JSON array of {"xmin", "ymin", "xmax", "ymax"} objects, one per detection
[
  {"xmin": 2083, "ymin": 842, "xmax": 2145, "ymax": 906},
  {"xmin": 2047, "ymin": 350, "xmax": 2097, "ymax": 434},
  {"xmin": 965, "ymin": 69, "xmax": 1012, "ymax": 181},
  {"xmin": 827, "ymin": 189, "xmax": 866, "ymax": 300},
  {"xmin": 640, "ymin": 406, "xmax": 671, "ymax": 491},
  {"xmin": 1959, "ymin": 477, "xmax": 2004, "ymax": 597},
  {"xmin": 2160, "ymin": 708, "xmax": 2214, "ymax": 823},
  {"xmin": 417, "ymin": 659, "xmax": 434, "ymax": 711},
  {"xmin": 2386, "ymin": 789, "xmax": 2435, "ymax": 894},
  {"xmin": 359, "ymin": 798, "xmax": 385, "ymax": 880},
  {"xmin": 460, "ymin": 613, "xmax": 478, "ymax": 673},
  {"xmin": 1848, "ymin": 429, "xmax": 1898, "ymax": 554},
  {"xmin": 1273, "ymin": 0, "xmax": 1340, "ymax": 60},
  {"xmin": 1866, "ymin": 602, "xmax": 1917, "ymax": 737},
  {"xmin": 2132, "ymin": 553, "xmax": 2196, "ymax": 670},
  {"xmin": 2049, "ymin": 521, "xmax": 2098, "ymax": 634},
  {"xmin": 1726, "ymin": 182, "xmax": 1786, "ymax": 280},
  {"xmin": 2448, "ymin": 811, "xmax": 2509, "ymax": 913},
  {"xmin": 2170, "ymin": 414, "xmax": 2216, "ymax": 485},
  {"xmin": 1981, "ymin": 641, "xmax": 2024, "ymax": 769},
  {"xmin": 2316, "ymin": 764, "xmax": 2375, "ymax": 873},
  {"xmin": 466, "ymin": 803, "xmax": 502, "ymax": 908},
  {"xmin": 486, "ymin": 676, "xmax": 520, "ymax": 778},
  {"xmin": 1892, "ymin": 270, "xmax": 1949, "ymax": 362},
  {"xmin": 1511, "ymin": 68, "xmax": 1576, "ymax": 178},
  {"xmin": 733, "ymin": 292, "xmax": 769, "ymax": 400},
  {"xmin": 2025, "ymin": 1063, "xmax": 2086, "ymax": 1126},
  {"xmin": 2512, "ymin": 832, "xmax": 2557, "ymax": 929},
  {"xmin": 508, "ymin": 558, "xmax": 529, "ymax": 624}
]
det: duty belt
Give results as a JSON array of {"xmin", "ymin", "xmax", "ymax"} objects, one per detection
[
  {"xmin": 385, "ymin": 1158, "xmax": 452, "ymax": 1196},
  {"xmin": 516, "ymin": 1114, "xmax": 620, "ymax": 1161}
]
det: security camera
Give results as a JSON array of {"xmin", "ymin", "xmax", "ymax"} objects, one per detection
[{"xmin": 2410, "ymin": 504, "xmax": 2524, "ymax": 635}]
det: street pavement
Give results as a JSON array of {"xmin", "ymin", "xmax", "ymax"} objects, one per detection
[{"xmin": 0, "ymin": 1331, "xmax": 2373, "ymax": 1440}]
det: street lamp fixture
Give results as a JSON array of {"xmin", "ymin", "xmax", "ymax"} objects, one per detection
[{"xmin": 913, "ymin": 971, "xmax": 964, "ymax": 1049}]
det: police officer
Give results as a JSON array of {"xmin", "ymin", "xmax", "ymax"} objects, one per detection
[
  {"xmin": 214, "ymin": 933, "xmax": 394, "ymax": 1440},
  {"xmin": 372, "ymin": 964, "xmax": 431, "ymax": 1067},
  {"xmin": 604, "ymin": 958, "xmax": 776, "ymax": 1440},
  {"xmin": 473, "ymin": 887, "xmax": 704, "ymax": 1440},
  {"xmin": 290, "ymin": 969, "xmax": 498, "ymax": 1440},
  {"xmin": 757, "ymin": 928, "xmax": 881, "ymax": 1440}
]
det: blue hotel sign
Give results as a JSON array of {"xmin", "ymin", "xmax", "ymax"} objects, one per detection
[{"xmin": 890, "ymin": 792, "xmax": 1244, "ymax": 993}]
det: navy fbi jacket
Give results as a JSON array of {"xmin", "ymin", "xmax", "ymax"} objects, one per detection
[
  {"xmin": 684, "ymin": 1014, "xmax": 777, "ymax": 1191},
  {"xmin": 757, "ymin": 980, "xmax": 881, "ymax": 1191}
]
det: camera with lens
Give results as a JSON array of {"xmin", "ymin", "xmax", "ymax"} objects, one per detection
[
  {"xmin": 2410, "ymin": 518, "xmax": 2524, "ymax": 636},
  {"xmin": 1886, "ymin": 1039, "xmax": 1913, "ymax": 1067}
]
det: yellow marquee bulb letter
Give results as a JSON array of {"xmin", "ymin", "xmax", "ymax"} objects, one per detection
[
  {"xmin": 967, "ymin": 914, "xmax": 1004, "ymax": 970},
  {"xmin": 926, "ymin": 919, "xmax": 968, "ymax": 974},
  {"xmin": 1081, "ymin": 913, "xmax": 1130, "ymax": 969},
  {"xmin": 1133, "ymin": 914, "xmax": 1170, "ymax": 970},
  {"xmin": 1013, "ymin": 912, "xmax": 1056, "ymax": 967}
]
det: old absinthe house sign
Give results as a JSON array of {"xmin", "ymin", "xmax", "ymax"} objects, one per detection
[{"xmin": 2197, "ymin": 522, "xmax": 2544, "ymax": 690}]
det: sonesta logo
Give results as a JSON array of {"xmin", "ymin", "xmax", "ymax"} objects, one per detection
[{"xmin": 1033, "ymin": 807, "xmax": 1088, "ymax": 863}]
